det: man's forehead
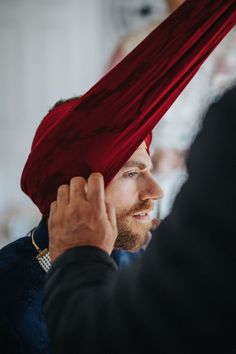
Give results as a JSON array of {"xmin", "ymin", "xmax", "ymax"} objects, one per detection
[
  {"xmin": 139, "ymin": 141, "xmax": 147, "ymax": 150},
  {"xmin": 123, "ymin": 141, "xmax": 153, "ymax": 170},
  {"xmin": 131, "ymin": 141, "xmax": 148, "ymax": 155}
]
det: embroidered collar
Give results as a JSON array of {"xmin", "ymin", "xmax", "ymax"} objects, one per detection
[{"xmin": 30, "ymin": 218, "xmax": 51, "ymax": 273}]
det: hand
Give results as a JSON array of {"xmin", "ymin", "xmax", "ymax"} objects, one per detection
[{"xmin": 48, "ymin": 173, "xmax": 118, "ymax": 262}]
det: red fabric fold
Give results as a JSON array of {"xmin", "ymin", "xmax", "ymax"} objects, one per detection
[{"xmin": 21, "ymin": 0, "xmax": 236, "ymax": 216}]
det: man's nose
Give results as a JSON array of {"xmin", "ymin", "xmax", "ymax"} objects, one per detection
[{"xmin": 139, "ymin": 176, "xmax": 164, "ymax": 201}]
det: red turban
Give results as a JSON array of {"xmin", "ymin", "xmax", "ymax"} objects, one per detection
[{"xmin": 21, "ymin": 0, "xmax": 236, "ymax": 216}]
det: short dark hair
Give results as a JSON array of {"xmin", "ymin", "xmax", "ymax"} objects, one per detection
[{"xmin": 49, "ymin": 96, "xmax": 82, "ymax": 112}]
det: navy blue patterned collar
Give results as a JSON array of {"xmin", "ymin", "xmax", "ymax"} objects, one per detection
[{"xmin": 31, "ymin": 217, "xmax": 49, "ymax": 251}]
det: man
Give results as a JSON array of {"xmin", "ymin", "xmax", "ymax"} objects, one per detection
[
  {"xmin": 44, "ymin": 85, "xmax": 236, "ymax": 354},
  {"xmin": 0, "ymin": 94, "xmax": 163, "ymax": 354}
]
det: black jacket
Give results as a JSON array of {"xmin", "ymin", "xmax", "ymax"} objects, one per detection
[{"xmin": 44, "ymin": 87, "xmax": 236, "ymax": 354}]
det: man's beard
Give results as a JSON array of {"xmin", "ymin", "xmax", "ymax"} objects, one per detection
[{"xmin": 114, "ymin": 200, "xmax": 153, "ymax": 252}]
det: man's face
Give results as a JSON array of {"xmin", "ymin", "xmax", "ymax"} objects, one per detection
[{"xmin": 105, "ymin": 142, "xmax": 164, "ymax": 252}]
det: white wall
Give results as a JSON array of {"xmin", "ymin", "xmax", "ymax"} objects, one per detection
[
  {"xmin": 0, "ymin": 0, "xmax": 122, "ymax": 242},
  {"xmin": 0, "ymin": 0, "xmax": 110, "ymax": 207}
]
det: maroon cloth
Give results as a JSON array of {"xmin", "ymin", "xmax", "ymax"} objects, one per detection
[{"xmin": 21, "ymin": 0, "xmax": 236, "ymax": 216}]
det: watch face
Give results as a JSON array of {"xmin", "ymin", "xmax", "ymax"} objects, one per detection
[{"xmin": 106, "ymin": 0, "xmax": 167, "ymax": 35}]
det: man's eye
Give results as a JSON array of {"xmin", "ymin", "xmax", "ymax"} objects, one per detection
[{"xmin": 123, "ymin": 171, "xmax": 138, "ymax": 178}]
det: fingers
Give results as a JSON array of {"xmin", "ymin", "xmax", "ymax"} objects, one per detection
[
  {"xmin": 57, "ymin": 184, "xmax": 69, "ymax": 206},
  {"xmin": 50, "ymin": 201, "xmax": 57, "ymax": 215},
  {"xmin": 70, "ymin": 176, "xmax": 87, "ymax": 204},
  {"xmin": 49, "ymin": 172, "xmax": 118, "ymax": 258},
  {"xmin": 87, "ymin": 173, "xmax": 106, "ymax": 213},
  {"xmin": 48, "ymin": 201, "xmax": 57, "ymax": 229},
  {"xmin": 106, "ymin": 202, "xmax": 117, "ymax": 231},
  {"xmin": 55, "ymin": 173, "xmax": 106, "ymax": 214}
]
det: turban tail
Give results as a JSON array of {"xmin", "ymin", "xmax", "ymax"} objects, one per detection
[{"xmin": 21, "ymin": 0, "xmax": 236, "ymax": 216}]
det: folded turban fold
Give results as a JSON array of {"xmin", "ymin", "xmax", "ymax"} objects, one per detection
[{"xmin": 21, "ymin": 0, "xmax": 236, "ymax": 216}]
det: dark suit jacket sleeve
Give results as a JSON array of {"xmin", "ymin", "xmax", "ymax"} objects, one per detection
[{"xmin": 43, "ymin": 87, "xmax": 236, "ymax": 354}]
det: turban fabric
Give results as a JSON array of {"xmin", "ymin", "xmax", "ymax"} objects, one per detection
[{"xmin": 21, "ymin": 0, "xmax": 236, "ymax": 216}]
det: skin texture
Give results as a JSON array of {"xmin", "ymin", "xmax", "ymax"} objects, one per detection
[
  {"xmin": 105, "ymin": 143, "xmax": 163, "ymax": 252},
  {"xmin": 48, "ymin": 173, "xmax": 117, "ymax": 261},
  {"xmin": 166, "ymin": 0, "xmax": 185, "ymax": 12},
  {"xmin": 49, "ymin": 142, "xmax": 163, "ymax": 261}
]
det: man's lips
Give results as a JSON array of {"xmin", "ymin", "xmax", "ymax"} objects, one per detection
[{"xmin": 132, "ymin": 210, "xmax": 152, "ymax": 221}]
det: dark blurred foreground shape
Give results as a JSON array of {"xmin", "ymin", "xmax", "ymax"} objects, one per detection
[{"xmin": 44, "ymin": 85, "xmax": 236, "ymax": 353}]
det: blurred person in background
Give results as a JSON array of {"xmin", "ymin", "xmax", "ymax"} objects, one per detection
[{"xmin": 107, "ymin": 0, "xmax": 185, "ymax": 70}]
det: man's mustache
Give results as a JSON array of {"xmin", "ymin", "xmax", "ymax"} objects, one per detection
[{"xmin": 127, "ymin": 200, "xmax": 154, "ymax": 215}]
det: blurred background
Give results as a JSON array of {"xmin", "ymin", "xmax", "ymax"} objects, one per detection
[{"xmin": 0, "ymin": 0, "xmax": 235, "ymax": 247}]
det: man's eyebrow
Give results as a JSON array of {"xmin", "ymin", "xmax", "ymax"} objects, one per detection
[{"xmin": 123, "ymin": 160, "xmax": 153, "ymax": 170}]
